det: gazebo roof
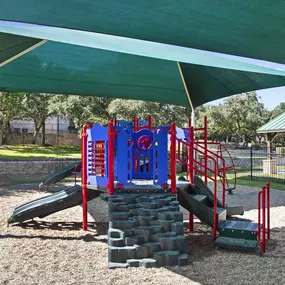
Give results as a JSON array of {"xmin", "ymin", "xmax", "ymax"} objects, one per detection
[{"xmin": 257, "ymin": 112, "xmax": 285, "ymax": 134}]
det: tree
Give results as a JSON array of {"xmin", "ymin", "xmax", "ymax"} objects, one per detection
[
  {"xmin": 50, "ymin": 95, "xmax": 113, "ymax": 127},
  {"xmin": 108, "ymin": 99, "xmax": 188, "ymax": 127},
  {"xmin": 0, "ymin": 92, "xmax": 24, "ymax": 145},
  {"xmin": 21, "ymin": 93, "xmax": 55, "ymax": 145},
  {"xmin": 271, "ymin": 102, "xmax": 285, "ymax": 119},
  {"xmin": 196, "ymin": 92, "xmax": 269, "ymax": 145}
]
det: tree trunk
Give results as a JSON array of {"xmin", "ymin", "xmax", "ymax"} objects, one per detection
[
  {"xmin": 32, "ymin": 120, "xmax": 41, "ymax": 144},
  {"xmin": 41, "ymin": 118, "xmax": 46, "ymax": 146},
  {"xmin": 0, "ymin": 130, "xmax": 2, "ymax": 145}
]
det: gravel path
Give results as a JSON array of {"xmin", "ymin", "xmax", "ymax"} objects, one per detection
[{"xmin": 1, "ymin": 183, "xmax": 285, "ymax": 285}]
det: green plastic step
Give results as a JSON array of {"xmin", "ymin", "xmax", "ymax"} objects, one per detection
[
  {"xmin": 215, "ymin": 236, "xmax": 258, "ymax": 252},
  {"xmin": 218, "ymin": 220, "xmax": 258, "ymax": 240}
]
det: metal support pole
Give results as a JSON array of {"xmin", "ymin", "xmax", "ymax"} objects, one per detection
[
  {"xmin": 148, "ymin": 115, "xmax": 152, "ymax": 130},
  {"xmin": 262, "ymin": 186, "xmax": 266, "ymax": 252},
  {"xmin": 81, "ymin": 125, "xmax": 88, "ymax": 231},
  {"xmin": 107, "ymin": 121, "xmax": 115, "ymax": 195},
  {"xmin": 170, "ymin": 123, "xmax": 177, "ymax": 194},
  {"xmin": 189, "ymin": 126, "xmax": 194, "ymax": 184},
  {"xmin": 250, "ymin": 146, "xmax": 253, "ymax": 181},
  {"xmin": 266, "ymin": 182, "xmax": 270, "ymax": 239},
  {"xmin": 56, "ymin": 115, "xmax": 60, "ymax": 145},
  {"xmin": 204, "ymin": 116, "xmax": 208, "ymax": 184},
  {"xmin": 189, "ymin": 212, "xmax": 194, "ymax": 232}
]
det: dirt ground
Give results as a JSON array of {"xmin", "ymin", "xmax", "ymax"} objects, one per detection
[{"xmin": 1, "ymin": 182, "xmax": 285, "ymax": 285}]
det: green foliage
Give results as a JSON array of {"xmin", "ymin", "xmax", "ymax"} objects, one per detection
[
  {"xmin": 0, "ymin": 92, "xmax": 25, "ymax": 131},
  {"xmin": 196, "ymin": 92, "xmax": 270, "ymax": 144},
  {"xmin": 271, "ymin": 102, "xmax": 285, "ymax": 119},
  {"xmin": 108, "ymin": 99, "xmax": 188, "ymax": 127},
  {"xmin": 1, "ymin": 91, "xmax": 284, "ymax": 148},
  {"xmin": 50, "ymin": 95, "xmax": 113, "ymax": 127}
]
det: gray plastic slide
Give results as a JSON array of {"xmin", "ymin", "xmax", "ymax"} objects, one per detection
[
  {"xmin": 39, "ymin": 161, "xmax": 81, "ymax": 187},
  {"xmin": 8, "ymin": 185, "xmax": 100, "ymax": 224}
]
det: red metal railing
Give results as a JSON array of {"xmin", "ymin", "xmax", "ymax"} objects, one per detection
[
  {"xmin": 133, "ymin": 115, "xmax": 153, "ymax": 131},
  {"xmin": 258, "ymin": 182, "xmax": 270, "ymax": 253},
  {"xmin": 175, "ymin": 132, "xmax": 219, "ymax": 240},
  {"xmin": 81, "ymin": 125, "xmax": 88, "ymax": 231},
  {"xmin": 194, "ymin": 142, "xmax": 226, "ymax": 206}
]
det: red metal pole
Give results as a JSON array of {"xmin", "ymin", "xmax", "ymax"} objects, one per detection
[
  {"xmin": 266, "ymin": 182, "xmax": 270, "ymax": 239},
  {"xmin": 189, "ymin": 212, "xmax": 194, "ymax": 232},
  {"xmin": 204, "ymin": 116, "xmax": 208, "ymax": 184},
  {"xmin": 107, "ymin": 121, "xmax": 115, "ymax": 196},
  {"xmin": 148, "ymin": 115, "xmax": 152, "ymax": 130},
  {"xmin": 222, "ymin": 160, "xmax": 226, "ymax": 207},
  {"xmin": 262, "ymin": 186, "xmax": 266, "ymax": 252},
  {"xmin": 258, "ymin": 191, "xmax": 261, "ymax": 241},
  {"xmin": 213, "ymin": 164, "xmax": 217, "ymax": 241},
  {"xmin": 81, "ymin": 125, "xmax": 88, "ymax": 231},
  {"xmin": 189, "ymin": 127, "xmax": 194, "ymax": 184},
  {"xmin": 133, "ymin": 116, "xmax": 137, "ymax": 132},
  {"xmin": 170, "ymin": 122, "xmax": 176, "ymax": 194}
]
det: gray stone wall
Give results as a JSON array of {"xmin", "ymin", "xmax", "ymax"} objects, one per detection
[
  {"xmin": 5, "ymin": 133, "xmax": 80, "ymax": 146},
  {"xmin": 0, "ymin": 160, "xmax": 78, "ymax": 175}
]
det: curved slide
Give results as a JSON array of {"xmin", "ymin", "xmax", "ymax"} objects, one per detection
[
  {"xmin": 8, "ymin": 186, "xmax": 100, "ymax": 224},
  {"xmin": 39, "ymin": 161, "xmax": 82, "ymax": 187},
  {"xmin": 177, "ymin": 176, "xmax": 244, "ymax": 227}
]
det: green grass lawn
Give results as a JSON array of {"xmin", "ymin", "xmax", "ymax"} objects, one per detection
[
  {"xmin": 0, "ymin": 145, "xmax": 81, "ymax": 160},
  {"xmin": 177, "ymin": 167, "xmax": 285, "ymax": 190}
]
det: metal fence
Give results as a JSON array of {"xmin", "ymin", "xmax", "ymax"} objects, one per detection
[{"xmin": 249, "ymin": 146, "xmax": 285, "ymax": 184}]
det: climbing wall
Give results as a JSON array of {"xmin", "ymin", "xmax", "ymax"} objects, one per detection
[{"xmin": 108, "ymin": 193, "xmax": 188, "ymax": 268}]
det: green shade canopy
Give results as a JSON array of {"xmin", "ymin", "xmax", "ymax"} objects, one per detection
[
  {"xmin": 257, "ymin": 112, "xmax": 285, "ymax": 134},
  {"xmin": 1, "ymin": 1, "xmax": 285, "ymax": 107}
]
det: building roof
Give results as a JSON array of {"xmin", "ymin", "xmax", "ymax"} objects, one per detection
[{"xmin": 257, "ymin": 112, "xmax": 285, "ymax": 134}]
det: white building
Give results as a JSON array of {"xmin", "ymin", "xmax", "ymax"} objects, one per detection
[{"xmin": 11, "ymin": 116, "xmax": 70, "ymax": 134}]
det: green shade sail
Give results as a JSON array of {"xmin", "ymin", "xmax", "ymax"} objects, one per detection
[
  {"xmin": 1, "ymin": 1, "xmax": 285, "ymax": 107},
  {"xmin": 257, "ymin": 112, "xmax": 285, "ymax": 134},
  {"xmin": 1, "ymin": 0, "xmax": 285, "ymax": 64}
]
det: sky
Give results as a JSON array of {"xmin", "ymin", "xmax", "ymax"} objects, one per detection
[{"xmin": 207, "ymin": 86, "xmax": 285, "ymax": 110}]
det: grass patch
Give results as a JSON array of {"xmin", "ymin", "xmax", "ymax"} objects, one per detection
[
  {"xmin": 0, "ymin": 145, "xmax": 81, "ymax": 161},
  {"xmin": 177, "ymin": 168, "xmax": 285, "ymax": 191}
]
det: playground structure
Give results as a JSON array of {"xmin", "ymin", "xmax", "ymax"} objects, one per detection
[
  {"xmin": 8, "ymin": 116, "xmax": 271, "ymax": 268},
  {"xmin": 81, "ymin": 116, "xmax": 238, "ymax": 235}
]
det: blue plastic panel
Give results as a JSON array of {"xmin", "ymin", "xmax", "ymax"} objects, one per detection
[
  {"xmin": 87, "ymin": 124, "xmax": 108, "ymax": 187},
  {"xmin": 153, "ymin": 126, "xmax": 169, "ymax": 185},
  {"xmin": 115, "ymin": 128, "xmax": 132, "ymax": 186},
  {"xmin": 132, "ymin": 129, "xmax": 154, "ymax": 179}
]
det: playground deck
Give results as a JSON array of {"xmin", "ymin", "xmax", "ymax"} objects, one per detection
[{"xmin": 1, "ymin": 181, "xmax": 285, "ymax": 285}]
